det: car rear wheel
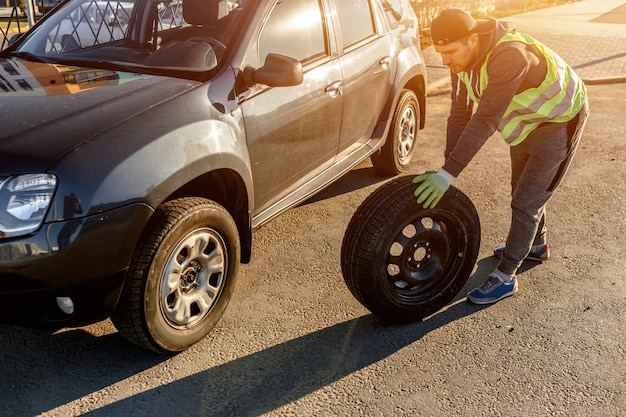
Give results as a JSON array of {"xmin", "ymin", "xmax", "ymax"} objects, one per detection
[
  {"xmin": 371, "ymin": 89, "xmax": 419, "ymax": 175},
  {"xmin": 341, "ymin": 175, "xmax": 480, "ymax": 323},
  {"xmin": 112, "ymin": 197, "xmax": 240, "ymax": 354}
]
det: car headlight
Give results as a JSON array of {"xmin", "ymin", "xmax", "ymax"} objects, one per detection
[{"xmin": 0, "ymin": 174, "xmax": 58, "ymax": 238}]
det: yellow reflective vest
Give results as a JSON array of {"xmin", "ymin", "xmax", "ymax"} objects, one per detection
[{"xmin": 459, "ymin": 32, "xmax": 587, "ymax": 146}]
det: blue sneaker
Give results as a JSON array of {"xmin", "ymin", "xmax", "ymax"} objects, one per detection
[
  {"xmin": 494, "ymin": 245, "xmax": 549, "ymax": 262},
  {"xmin": 467, "ymin": 274, "xmax": 518, "ymax": 304}
]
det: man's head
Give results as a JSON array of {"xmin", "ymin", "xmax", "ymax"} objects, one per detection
[{"xmin": 430, "ymin": 8, "xmax": 483, "ymax": 73}]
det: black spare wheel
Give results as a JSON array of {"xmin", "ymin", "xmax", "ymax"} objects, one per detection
[{"xmin": 341, "ymin": 175, "xmax": 480, "ymax": 322}]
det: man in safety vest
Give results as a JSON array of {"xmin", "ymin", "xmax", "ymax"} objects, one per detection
[{"xmin": 413, "ymin": 8, "xmax": 589, "ymax": 304}]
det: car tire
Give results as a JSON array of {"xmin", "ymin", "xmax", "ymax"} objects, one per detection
[
  {"xmin": 112, "ymin": 197, "xmax": 240, "ymax": 354},
  {"xmin": 340, "ymin": 175, "xmax": 480, "ymax": 323},
  {"xmin": 371, "ymin": 89, "xmax": 420, "ymax": 175}
]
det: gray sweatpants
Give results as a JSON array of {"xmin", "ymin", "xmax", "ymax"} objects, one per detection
[{"xmin": 498, "ymin": 99, "xmax": 590, "ymax": 276}]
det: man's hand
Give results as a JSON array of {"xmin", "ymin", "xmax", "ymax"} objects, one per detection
[{"xmin": 413, "ymin": 169, "xmax": 454, "ymax": 209}]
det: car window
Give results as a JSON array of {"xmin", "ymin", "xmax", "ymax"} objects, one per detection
[
  {"xmin": 157, "ymin": 0, "xmax": 185, "ymax": 30},
  {"xmin": 258, "ymin": 0, "xmax": 326, "ymax": 64},
  {"xmin": 155, "ymin": 0, "xmax": 237, "ymax": 32},
  {"xmin": 46, "ymin": 0, "xmax": 135, "ymax": 52},
  {"xmin": 335, "ymin": 0, "xmax": 377, "ymax": 49}
]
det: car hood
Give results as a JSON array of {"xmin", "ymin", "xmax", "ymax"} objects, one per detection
[{"xmin": 0, "ymin": 59, "xmax": 202, "ymax": 174}]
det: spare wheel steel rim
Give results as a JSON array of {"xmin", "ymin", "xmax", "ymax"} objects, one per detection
[{"xmin": 384, "ymin": 210, "xmax": 467, "ymax": 304}]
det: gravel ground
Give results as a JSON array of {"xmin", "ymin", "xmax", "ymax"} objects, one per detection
[
  {"xmin": 0, "ymin": 81, "xmax": 624, "ymax": 417},
  {"xmin": 1, "ymin": 1, "xmax": 625, "ymax": 415}
]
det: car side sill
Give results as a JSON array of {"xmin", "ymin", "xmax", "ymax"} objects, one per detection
[{"xmin": 251, "ymin": 141, "xmax": 377, "ymax": 229}]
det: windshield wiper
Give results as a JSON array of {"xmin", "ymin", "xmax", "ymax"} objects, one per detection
[{"xmin": 10, "ymin": 51, "xmax": 53, "ymax": 64}]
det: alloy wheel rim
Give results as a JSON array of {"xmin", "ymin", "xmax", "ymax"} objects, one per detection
[
  {"xmin": 397, "ymin": 106, "xmax": 416, "ymax": 161},
  {"xmin": 159, "ymin": 228, "xmax": 227, "ymax": 328}
]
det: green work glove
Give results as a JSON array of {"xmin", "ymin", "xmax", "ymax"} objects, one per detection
[{"xmin": 413, "ymin": 169, "xmax": 454, "ymax": 209}]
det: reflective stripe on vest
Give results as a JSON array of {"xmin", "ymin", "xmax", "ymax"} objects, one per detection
[{"xmin": 459, "ymin": 32, "xmax": 587, "ymax": 146}]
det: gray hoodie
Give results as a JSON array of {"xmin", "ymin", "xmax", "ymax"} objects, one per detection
[{"xmin": 442, "ymin": 18, "xmax": 549, "ymax": 178}]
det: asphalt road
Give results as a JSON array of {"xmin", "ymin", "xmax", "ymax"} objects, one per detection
[
  {"xmin": 1, "ymin": 78, "xmax": 624, "ymax": 417},
  {"xmin": 2, "ymin": 1, "xmax": 626, "ymax": 414}
]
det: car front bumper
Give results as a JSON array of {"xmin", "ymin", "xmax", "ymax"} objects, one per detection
[{"xmin": 0, "ymin": 203, "xmax": 153, "ymax": 327}]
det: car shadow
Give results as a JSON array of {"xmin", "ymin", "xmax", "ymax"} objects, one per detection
[
  {"xmin": 300, "ymin": 164, "xmax": 392, "ymax": 206},
  {"xmin": 0, "ymin": 285, "xmax": 488, "ymax": 417},
  {"xmin": 0, "ymin": 325, "xmax": 167, "ymax": 417},
  {"xmin": 0, "ymin": 255, "xmax": 541, "ymax": 417},
  {"xmin": 79, "ymin": 299, "xmax": 489, "ymax": 417}
]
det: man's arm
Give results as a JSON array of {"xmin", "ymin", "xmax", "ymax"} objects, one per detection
[
  {"xmin": 442, "ymin": 44, "xmax": 532, "ymax": 177},
  {"xmin": 445, "ymin": 71, "xmax": 473, "ymax": 159}
]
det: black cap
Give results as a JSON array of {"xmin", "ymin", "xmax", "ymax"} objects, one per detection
[{"xmin": 431, "ymin": 8, "xmax": 481, "ymax": 46}]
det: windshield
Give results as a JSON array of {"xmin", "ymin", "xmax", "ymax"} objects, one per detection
[{"xmin": 10, "ymin": 0, "xmax": 252, "ymax": 76}]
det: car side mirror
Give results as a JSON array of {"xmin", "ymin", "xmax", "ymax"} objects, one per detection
[{"xmin": 242, "ymin": 53, "xmax": 303, "ymax": 88}]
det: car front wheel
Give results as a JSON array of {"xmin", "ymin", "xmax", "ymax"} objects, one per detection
[
  {"xmin": 341, "ymin": 175, "xmax": 480, "ymax": 322},
  {"xmin": 112, "ymin": 197, "xmax": 240, "ymax": 353}
]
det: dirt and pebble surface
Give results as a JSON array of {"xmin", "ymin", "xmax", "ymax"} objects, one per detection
[
  {"xmin": 1, "ymin": 1, "xmax": 625, "ymax": 416},
  {"xmin": 2, "ymin": 82, "xmax": 624, "ymax": 417}
]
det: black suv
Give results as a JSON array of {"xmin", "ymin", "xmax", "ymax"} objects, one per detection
[{"xmin": 0, "ymin": 0, "xmax": 427, "ymax": 352}]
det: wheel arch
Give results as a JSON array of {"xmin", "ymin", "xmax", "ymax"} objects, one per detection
[
  {"xmin": 163, "ymin": 168, "xmax": 253, "ymax": 263},
  {"xmin": 48, "ymin": 116, "xmax": 256, "ymax": 264},
  {"xmin": 393, "ymin": 40, "xmax": 428, "ymax": 128},
  {"xmin": 404, "ymin": 74, "xmax": 426, "ymax": 130}
]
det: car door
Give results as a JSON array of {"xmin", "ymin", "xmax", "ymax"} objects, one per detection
[
  {"xmin": 333, "ymin": 0, "xmax": 394, "ymax": 155},
  {"xmin": 240, "ymin": 0, "xmax": 343, "ymax": 217}
]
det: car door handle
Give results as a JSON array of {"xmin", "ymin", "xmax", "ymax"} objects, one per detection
[
  {"xmin": 325, "ymin": 81, "xmax": 343, "ymax": 98},
  {"xmin": 378, "ymin": 56, "xmax": 390, "ymax": 72}
]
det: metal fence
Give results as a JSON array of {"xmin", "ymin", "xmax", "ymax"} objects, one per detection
[
  {"xmin": 0, "ymin": 0, "xmax": 24, "ymax": 50},
  {"xmin": 411, "ymin": 0, "xmax": 519, "ymax": 33}
]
